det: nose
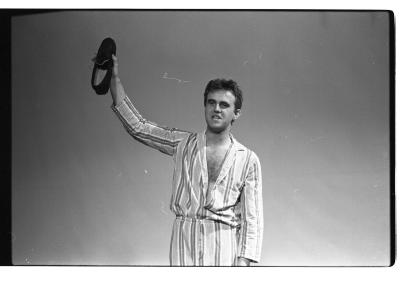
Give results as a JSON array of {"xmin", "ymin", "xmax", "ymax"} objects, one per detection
[{"xmin": 214, "ymin": 103, "xmax": 221, "ymax": 112}]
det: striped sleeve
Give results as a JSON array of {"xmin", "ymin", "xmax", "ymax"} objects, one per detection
[
  {"xmin": 111, "ymin": 96, "xmax": 191, "ymax": 156},
  {"xmin": 238, "ymin": 152, "xmax": 263, "ymax": 263}
]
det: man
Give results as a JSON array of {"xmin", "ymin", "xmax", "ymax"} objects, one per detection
[{"xmin": 109, "ymin": 54, "xmax": 263, "ymax": 266}]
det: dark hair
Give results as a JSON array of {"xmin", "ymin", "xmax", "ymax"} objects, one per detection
[{"xmin": 203, "ymin": 78, "xmax": 243, "ymax": 111}]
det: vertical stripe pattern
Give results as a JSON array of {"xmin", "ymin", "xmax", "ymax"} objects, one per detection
[
  {"xmin": 112, "ymin": 96, "xmax": 263, "ymax": 265},
  {"xmin": 170, "ymin": 217, "xmax": 239, "ymax": 266}
]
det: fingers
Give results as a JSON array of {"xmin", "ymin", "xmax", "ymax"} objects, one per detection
[
  {"xmin": 91, "ymin": 53, "xmax": 116, "ymax": 64},
  {"xmin": 91, "ymin": 52, "xmax": 119, "ymax": 76},
  {"xmin": 112, "ymin": 54, "xmax": 118, "ymax": 66},
  {"xmin": 112, "ymin": 54, "xmax": 119, "ymax": 77}
]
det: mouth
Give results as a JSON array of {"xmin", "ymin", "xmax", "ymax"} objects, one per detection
[{"xmin": 211, "ymin": 115, "xmax": 222, "ymax": 120}]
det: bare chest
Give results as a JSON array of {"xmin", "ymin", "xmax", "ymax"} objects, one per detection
[{"xmin": 206, "ymin": 146, "xmax": 230, "ymax": 186}]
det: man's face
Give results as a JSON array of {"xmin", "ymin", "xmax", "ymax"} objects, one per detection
[{"xmin": 205, "ymin": 90, "xmax": 241, "ymax": 133}]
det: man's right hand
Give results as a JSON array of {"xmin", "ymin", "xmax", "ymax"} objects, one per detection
[
  {"xmin": 111, "ymin": 54, "xmax": 119, "ymax": 78},
  {"xmin": 109, "ymin": 54, "xmax": 126, "ymax": 106}
]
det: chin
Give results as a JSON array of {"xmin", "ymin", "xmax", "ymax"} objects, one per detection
[{"xmin": 207, "ymin": 124, "xmax": 230, "ymax": 134}]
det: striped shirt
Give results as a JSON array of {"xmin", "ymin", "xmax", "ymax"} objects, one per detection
[{"xmin": 111, "ymin": 96, "xmax": 263, "ymax": 265}]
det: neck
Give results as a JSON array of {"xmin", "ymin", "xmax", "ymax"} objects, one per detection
[{"xmin": 205, "ymin": 127, "xmax": 232, "ymax": 147}]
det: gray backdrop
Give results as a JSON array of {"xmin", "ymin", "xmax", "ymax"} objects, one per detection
[{"xmin": 12, "ymin": 11, "xmax": 390, "ymax": 265}]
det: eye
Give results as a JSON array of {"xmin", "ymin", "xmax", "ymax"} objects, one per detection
[
  {"xmin": 207, "ymin": 99, "xmax": 216, "ymax": 105},
  {"xmin": 220, "ymin": 102, "xmax": 229, "ymax": 108}
]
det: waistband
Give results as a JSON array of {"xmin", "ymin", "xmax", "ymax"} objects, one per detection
[
  {"xmin": 175, "ymin": 215, "xmax": 238, "ymax": 229},
  {"xmin": 176, "ymin": 215, "xmax": 207, "ymax": 222}
]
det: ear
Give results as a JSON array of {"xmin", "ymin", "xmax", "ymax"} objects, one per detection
[{"xmin": 233, "ymin": 108, "xmax": 241, "ymax": 121}]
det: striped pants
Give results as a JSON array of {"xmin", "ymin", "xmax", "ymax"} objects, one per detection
[{"xmin": 170, "ymin": 216, "xmax": 239, "ymax": 266}]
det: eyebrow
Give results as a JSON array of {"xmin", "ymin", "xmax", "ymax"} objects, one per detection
[{"xmin": 207, "ymin": 98, "xmax": 230, "ymax": 104}]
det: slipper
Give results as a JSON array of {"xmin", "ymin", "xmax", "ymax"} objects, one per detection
[{"xmin": 91, "ymin": 37, "xmax": 116, "ymax": 95}]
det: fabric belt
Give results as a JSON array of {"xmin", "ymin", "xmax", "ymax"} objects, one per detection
[
  {"xmin": 175, "ymin": 215, "xmax": 237, "ymax": 229},
  {"xmin": 175, "ymin": 215, "xmax": 207, "ymax": 222}
]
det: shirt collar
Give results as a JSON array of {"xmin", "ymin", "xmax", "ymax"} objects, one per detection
[{"xmin": 200, "ymin": 129, "xmax": 246, "ymax": 152}]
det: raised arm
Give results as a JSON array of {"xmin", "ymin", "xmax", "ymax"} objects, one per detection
[
  {"xmin": 109, "ymin": 55, "xmax": 191, "ymax": 156},
  {"xmin": 109, "ymin": 55, "xmax": 126, "ymax": 107}
]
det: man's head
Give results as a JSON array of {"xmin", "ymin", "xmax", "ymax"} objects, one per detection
[
  {"xmin": 203, "ymin": 78, "xmax": 243, "ymax": 133},
  {"xmin": 203, "ymin": 78, "xmax": 243, "ymax": 111}
]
